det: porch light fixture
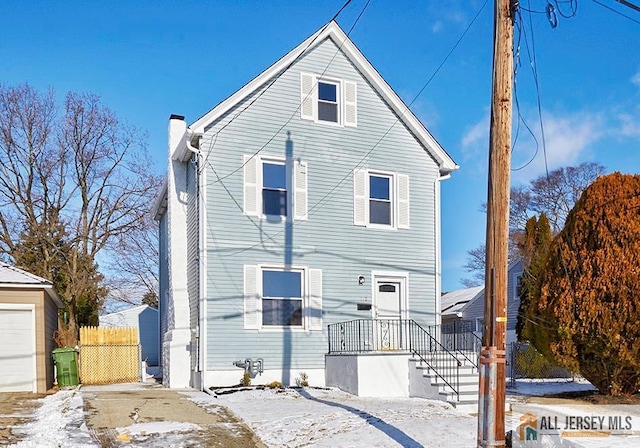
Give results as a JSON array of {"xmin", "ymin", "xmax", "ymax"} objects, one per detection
[{"xmin": 358, "ymin": 275, "xmax": 365, "ymax": 285}]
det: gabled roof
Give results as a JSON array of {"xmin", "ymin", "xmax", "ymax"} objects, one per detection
[
  {"xmin": 100, "ymin": 304, "xmax": 158, "ymax": 319},
  {"xmin": 186, "ymin": 21, "xmax": 458, "ymax": 175},
  {"xmin": 441, "ymin": 286, "xmax": 484, "ymax": 317},
  {"xmin": 0, "ymin": 262, "xmax": 63, "ymax": 307}
]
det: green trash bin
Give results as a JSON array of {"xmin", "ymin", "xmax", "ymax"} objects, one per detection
[{"xmin": 52, "ymin": 347, "xmax": 79, "ymax": 387}]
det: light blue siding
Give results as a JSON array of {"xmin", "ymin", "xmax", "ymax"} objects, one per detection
[{"xmin": 199, "ymin": 38, "xmax": 441, "ymax": 373}]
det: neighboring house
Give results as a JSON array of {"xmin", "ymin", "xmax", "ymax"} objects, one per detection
[
  {"xmin": 440, "ymin": 285, "xmax": 484, "ymax": 325},
  {"xmin": 99, "ymin": 304, "xmax": 160, "ymax": 366},
  {"xmin": 441, "ymin": 259, "xmax": 524, "ymax": 345},
  {"xmin": 0, "ymin": 262, "xmax": 63, "ymax": 393},
  {"xmin": 153, "ymin": 21, "xmax": 458, "ymax": 391}
]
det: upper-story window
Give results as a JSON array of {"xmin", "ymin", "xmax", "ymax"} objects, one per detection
[
  {"xmin": 353, "ymin": 169, "xmax": 410, "ymax": 230},
  {"xmin": 317, "ymin": 81, "xmax": 339, "ymax": 123},
  {"xmin": 369, "ymin": 174, "xmax": 392, "ymax": 225},
  {"xmin": 243, "ymin": 155, "xmax": 308, "ymax": 221},
  {"xmin": 262, "ymin": 161, "xmax": 287, "ymax": 217},
  {"xmin": 300, "ymin": 73, "xmax": 357, "ymax": 127}
]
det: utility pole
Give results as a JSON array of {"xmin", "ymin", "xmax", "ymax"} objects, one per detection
[{"xmin": 477, "ymin": 0, "xmax": 514, "ymax": 447}]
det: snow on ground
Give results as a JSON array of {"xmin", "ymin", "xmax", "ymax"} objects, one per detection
[
  {"xmin": 508, "ymin": 377, "xmax": 598, "ymax": 397},
  {"xmin": 207, "ymin": 387, "xmax": 477, "ymax": 448},
  {"xmin": 9, "ymin": 379, "xmax": 640, "ymax": 447},
  {"xmin": 9, "ymin": 388, "xmax": 97, "ymax": 448}
]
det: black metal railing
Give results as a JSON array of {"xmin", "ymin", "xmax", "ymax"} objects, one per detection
[
  {"xmin": 428, "ymin": 321, "xmax": 482, "ymax": 369},
  {"xmin": 327, "ymin": 318, "xmax": 410, "ymax": 353},
  {"xmin": 407, "ymin": 320, "xmax": 461, "ymax": 398},
  {"xmin": 327, "ymin": 319, "xmax": 481, "ymax": 400}
]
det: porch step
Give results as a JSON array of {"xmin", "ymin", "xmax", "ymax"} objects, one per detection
[{"xmin": 409, "ymin": 358, "xmax": 480, "ymax": 410}]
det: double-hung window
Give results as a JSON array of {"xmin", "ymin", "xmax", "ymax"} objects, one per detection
[
  {"xmin": 243, "ymin": 155, "xmax": 308, "ymax": 220},
  {"xmin": 243, "ymin": 265, "xmax": 323, "ymax": 331},
  {"xmin": 353, "ymin": 169, "xmax": 410, "ymax": 229},
  {"xmin": 369, "ymin": 174, "xmax": 392, "ymax": 226},
  {"xmin": 262, "ymin": 161, "xmax": 287, "ymax": 217},
  {"xmin": 300, "ymin": 73, "xmax": 357, "ymax": 127},
  {"xmin": 262, "ymin": 269, "xmax": 303, "ymax": 327},
  {"xmin": 317, "ymin": 81, "xmax": 339, "ymax": 123}
]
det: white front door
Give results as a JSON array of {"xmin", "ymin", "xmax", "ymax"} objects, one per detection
[
  {"xmin": 375, "ymin": 281, "xmax": 402, "ymax": 320},
  {"xmin": 373, "ymin": 276, "xmax": 407, "ymax": 350}
]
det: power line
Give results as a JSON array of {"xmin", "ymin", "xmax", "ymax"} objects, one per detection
[
  {"xmin": 197, "ymin": 0, "xmax": 356, "ymax": 177},
  {"xmin": 216, "ymin": 0, "xmax": 490, "ymax": 257},
  {"xmin": 305, "ymin": 0, "xmax": 490, "ymax": 217},
  {"xmin": 616, "ymin": 0, "xmax": 640, "ymax": 13},
  {"xmin": 591, "ymin": 0, "xmax": 640, "ymax": 24},
  {"xmin": 196, "ymin": 0, "xmax": 372, "ymax": 247},
  {"xmin": 202, "ymin": 0, "xmax": 368, "ymax": 185}
]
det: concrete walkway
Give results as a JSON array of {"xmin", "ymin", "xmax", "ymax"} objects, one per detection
[{"xmin": 81, "ymin": 382, "xmax": 265, "ymax": 447}]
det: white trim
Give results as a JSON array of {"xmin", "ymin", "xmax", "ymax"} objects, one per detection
[
  {"xmin": 356, "ymin": 169, "xmax": 408, "ymax": 231},
  {"xmin": 251, "ymin": 264, "xmax": 323, "ymax": 332},
  {"xmin": 370, "ymin": 271, "xmax": 409, "ymax": 320},
  {"xmin": 367, "ymin": 169, "xmax": 395, "ymax": 229},
  {"xmin": 188, "ymin": 21, "xmax": 457, "ymax": 175},
  {"xmin": 258, "ymin": 264, "xmax": 306, "ymax": 330},
  {"xmin": 0, "ymin": 303, "xmax": 37, "ymax": 393},
  {"xmin": 315, "ymin": 77, "xmax": 342, "ymax": 127}
]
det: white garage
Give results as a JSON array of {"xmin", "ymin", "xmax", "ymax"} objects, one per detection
[
  {"xmin": 0, "ymin": 263, "xmax": 62, "ymax": 393},
  {"xmin": 0, "ymin": 305, "xmax": 36, "ymax": 392}
]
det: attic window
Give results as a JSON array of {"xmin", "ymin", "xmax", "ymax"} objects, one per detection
[
  {"xmin": 318, "ymin": 82, "xmax": 338, "ymax": 123},
  {"xmin": 300, "ymin": 73, "xmax": 357, "ymax": 127}
]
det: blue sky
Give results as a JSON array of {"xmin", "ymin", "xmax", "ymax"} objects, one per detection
[{"xmin": 1, "ymin": 1, "xmax": 638, "ymax": 291}]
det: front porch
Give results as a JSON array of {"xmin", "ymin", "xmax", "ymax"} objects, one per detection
[{"xmin": 326, "ymin": 319, "xmax": 481, "ymax": 408}]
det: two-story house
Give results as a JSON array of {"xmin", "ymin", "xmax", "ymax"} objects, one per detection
[{"xmin": 153, "ymin": 21, "xmax": 458, "ymax": 392}]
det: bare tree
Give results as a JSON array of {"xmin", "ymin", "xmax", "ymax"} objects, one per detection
[
  {"xmin": 0, "ymin": 84, "xmax": 161, "ymax": 337},
  {"xmin": 105, "ymin": 214, "xmax": 159, "ymax": 306},
  {"xmin": 460, "ymin": 162, "xmax": 605, "ymax": 286}
]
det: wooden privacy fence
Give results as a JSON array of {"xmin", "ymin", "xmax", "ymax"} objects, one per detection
[{"xmin": 79, "ymin": 326, "xmax": 141, "ymax": 384}]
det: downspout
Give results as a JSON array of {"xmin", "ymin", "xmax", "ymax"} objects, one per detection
[
  {"xmin": 186, "ymin": 129, "xmax": 207, "ymax": 390},
  {"xmin": 435, "ymin": 173, "xmax": 452, "ymax": 327}
]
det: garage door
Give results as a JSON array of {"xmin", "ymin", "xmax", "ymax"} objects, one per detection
[{"xmin": 0, "ymin": 307, "xmax": 35, "ymax": 392}]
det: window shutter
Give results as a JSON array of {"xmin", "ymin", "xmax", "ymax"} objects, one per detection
[
  {"xmin": 309, "ymin": 269, "xmax": 323, "ymax": 330},
  {"xmin": 243, "ymin": 155, "xmax": 259, "ymax": 216},
  {"xmin": 293, "ymin": 160, "xmax": 308, "ymax": 220},
  {"xmin": 344, "ymin": 81, "xmax": 357, "ymax": 127},
  {"xmin": 300, "ymin": 73, "xmax": 315, "ymax": 120},
  {"xmin": 244, "ymin": 265, "xmax": 260, "ymax": 330},
  {"xmin": 397, "ymin": 174, "xmax": 410, "ymax": 229},
  {"xmin": 353, "ymin": 169, "xmax": 367, "ymax": 226}
]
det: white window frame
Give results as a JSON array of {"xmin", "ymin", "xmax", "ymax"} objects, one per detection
[
  {"xmin": 243, "ymin": 154, "xmax": 308, "ymax": 221},
  {"xmin": 475, "ymin": 317, "xmax": 484, "ymax": 334},
  {"xmin": 368, "ymin": 171, "xmax": 394, "ymax": 228},
  {"xmin": 316, "ymin": 79, "xmax": 340, "ymax": 125},
  {"xmin": 514, "ymin": 274, "xmax": 523, "ymax": 299},
  {"xmin": 260, "ymin": 266, "xmax": 305, "ymax": 329},
  {"xmin": 244, "ymin": 265, "xmax": 323, "ymax": 332},
  {"xmin": 353, "ymin": 169, "xmax": 410, "ymax": 230},
  {"xmin": 261, "ymin": 157, "xmax": 288, "ymax": 219},
  {"xmin": 300, "ymin": 73, "xmax": 357, "ymax": 128}
]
